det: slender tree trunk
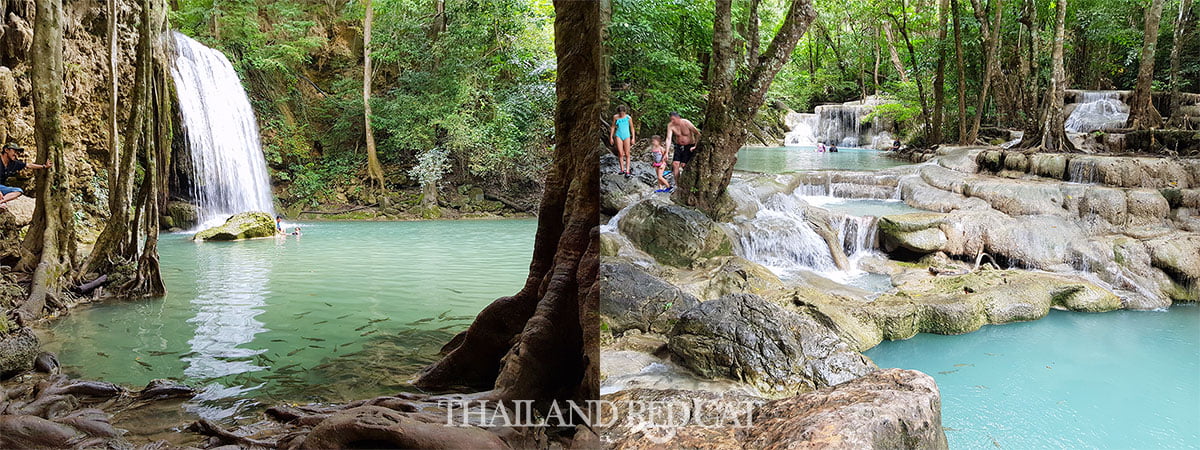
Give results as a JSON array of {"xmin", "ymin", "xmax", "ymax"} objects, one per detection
[
  {"xmin": 414, "ymin": 0, "xmax": 601, "ymax": 413},
  {"xmin": 672, "ymin": 0, "xmax": 818, "ymax": 220},
  {"xmin": 1168, "ymin": 0, "xmax": 1193, "ymax": 121},
  {"xmin": 363, "ymin": 0, "xmax": 385, "ymax": 187},
  {"xmin": 932, "ymin": 0, "xmax": 949, "ymax": 143},
  {"xmin": 883, "ymin": 22, "xmax": 909, "ymax": 83},
  {"xmin": 816, "ymin": 20, "xmax": 850, "ymax": 80},
  {"xmin": 953, "ymin": 0, "xmax": 967, "ymax": 142},
  {"xmin": 891, "ymin": 5, "xmax": 932, "ymax": 139},
  {"xmin": 17, "ymin": 0, "xmax": 78, "ymax": 319},
  {"xmin": 428, "ymin": 0, "xmax": 446, "ymax": 41},
  {"xmin": 747, "ymin": 0, "xmax": 760, "ymax": 64},
  {"xmin": 1128, "ymin": 0, "xmax": 1166, "ymax": 129},
  {"xmin": 1026, "ymin": 0, "xmax": 1073, "ymax": 152},
  {"xmin": 874, "ymin": 26, "xmax": 881, "ymax": 94},
  {"xmin": 967, "ymin": 0, "xmax": 1003, "ymax": 144},
  {"xmin": 108, "ymin": 0, "xmax": 119, "ymax": 191}
]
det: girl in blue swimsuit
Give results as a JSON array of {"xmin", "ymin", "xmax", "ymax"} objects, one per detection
[{"xmin": 610, "ymin": 105, "xmax": 635, "ymax": 177}]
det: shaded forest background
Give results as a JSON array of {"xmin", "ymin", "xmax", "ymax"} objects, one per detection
[{"xmin": 610, "ymin": 0, "xmax": 1199, "ymax": 144}]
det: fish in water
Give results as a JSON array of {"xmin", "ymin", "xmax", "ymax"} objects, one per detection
[
  {"xmin": 443, "ymin": 287, "xmax": 464, "ymax": 294},
  {"xmin": 294, "ymin": 311, "xmax": 312, "ymax": 318},
  {"xmin": 1045, "ymin": 365, "xmax": 1053, "ymax": 369},
  {"xmin": 324, "ymin": 302, "xmax": 333, "ymax": 307},
  {"xmin": 277, "ymin": 363, "xmax": 302, "ymax": 372},
  {"xmin": 938, "ymin": 370, "xmax": 958, "ymax": 375},
  {"xmin": 992, "ymin": 436, "xmax": 1001, "ymax": 448},
  {"xmin": 953, "ymin": 363, "xmax": 974, "ymax": 367},
  {"xmin": 147, "ymin": 350, "xmax": 178, "ymax": 357},
  {"xmin": 97, "ymin": 323, "xmax": 109, "ymax": 329},
  {"xmin": 303, "ymin": 337, "xmax": 326, "ymax": 342},
  {"xmin": 309, "ymin": 345, "xmax": 324, "ymax": 349},
  {"xmin": 984, "ymin": 352, "xmax": 1000, "ymax": 356},
  {"xmin": 96, "ymin": 352, "xmax": 110, "ymax": 358},
  {"xmin": 134, "ymin": 359, "xmax": 152, "ymax": 369},
  {"xmin": 354, "ymin": 324, "xmax": 371, "ymax": 332},
  {"xmin": 407, "ymin": 317, "xmax": 434, "ymax": 325},
  {"xmin": 336, "ymin": 314, "xmax": 351, "ymax": 320},
  {"xmin": 974, "ymin": 385, "xmax": 988, "ymax": 389},
  {"xmin": 361, "ymin": 329, "xmax": 379, "ymax": 337},
  {"xmin": 287, "ymin": 348, "xmax": 305, "ymax": 356},
  {"xmin": 313, "ymin": 320, "xmax": 328, "ymax": 325},
  {"xmin": 437, "ymin": 310, "xmax": 450, "ymax": 320},
  {"xmin": 368, "ymin": 318, "xmax": 390, "ymax": 324}
]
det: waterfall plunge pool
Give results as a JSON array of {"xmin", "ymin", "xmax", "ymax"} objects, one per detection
[
  {"xmin": 37, "ymin": 219, "xmax": 536, "ymax": 421},
  {"xmin": 865, "ymin": 305, "xmax": 1200, "ymax": 448},
  {"xmin": 734, "ymin": 146, "xmax": 909, "ymax": 173}
]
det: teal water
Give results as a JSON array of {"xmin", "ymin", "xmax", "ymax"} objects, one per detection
[
  {"xmin": 735, "ymin": 146, "xmax": 908, "ymax": 173},
  {"xmin": 38, "ymin": 219, "xmax": 535, "ymax": 419},
  {"xmin": 865, "ymin": 306, "xmax": 1200, "ymax": 449}
]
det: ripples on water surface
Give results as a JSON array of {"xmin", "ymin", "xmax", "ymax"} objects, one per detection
[
  {"xmin": 734, "ymin": 146, "xmax": 908, "ymax": 173},
  {"xmin": 39, "ymin": 219, "xmax": 535, "ymax": 420},
  {"xmin": 866, "ymin": 306, "xmax": 1200, "ymax": 448}
]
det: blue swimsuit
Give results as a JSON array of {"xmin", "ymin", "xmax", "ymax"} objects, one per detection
[{"xmin": 614, "ymin": 116, "xmax": 631, "ymax": 140}]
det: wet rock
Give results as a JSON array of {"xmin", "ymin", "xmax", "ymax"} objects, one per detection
[
  {"xmin": 618, "ymin": 199, "xmax": 733, "ymax": 267},
  {"xmin": 139, "ymin": 379, "xmax": 197, "ymax": 399},
  {"xmin": 600, "ymin": 369, "xmax": 947, "ymax": 450},
  {"xmin": 0, "ymin": 415, "xmax": 85, "ymax": 449},
  {"xmin": 878, "ymin": 213, "xmax": 949, "ymax": 254},
  {"xmin": 600, "ymin": 260, "xmax": 700, "ymax": 335},
  {"xmin": 672, "ymin": 256, "xmax": 784, "ymax": 301},
  {"xmin": 1145, "ymin": 234, "xmax": 1200, "ymax": 283},
  {"xmin": 193, "ymin": 211, "xmax": 275, "ymax": 241},
  {"xmin": 166, "ymin": 201, "xmax": 200, "ymax": 229},
  {"xmin": 33, "ymin": 352, "xmax": 59, "ymax": 374},
  {"xmin": 668, "ymin": 293, "xmax": 876, "ymax": 397},
  {"xmin": 601, "ymin": 172, "xmax": 652, "ymax": 215},
  {"xmin": 0, "ymin": 327, "xmax": 38, "ymax": 377}
]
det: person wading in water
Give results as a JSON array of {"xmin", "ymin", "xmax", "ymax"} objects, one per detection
[{"xmin": 664, "ymin": 112, "xmax": 700, "ymax": 182}]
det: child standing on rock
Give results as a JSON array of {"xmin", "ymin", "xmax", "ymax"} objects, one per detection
[{"xmin": 649, "ymin": 135, "xmax": 670, "ymax": 192}]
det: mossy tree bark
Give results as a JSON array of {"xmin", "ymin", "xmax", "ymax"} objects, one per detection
[
  {"xmin": 952, "ymin": 0, "xmax": 967, "ymax": 141},
  {"xmin": 1127, "ymin": 0, "xmax": 1165, "ymax": 129},
  {"xmin": 413, "ymin": 0, "xmax": 601, "ymax": 411},
  {"xmin": 17, "ymin": 0, "xmax": 78, "ymax": 319},
  {"xmin": 671, "ymin": 0, "xmax": 817, "ymax": 220}
]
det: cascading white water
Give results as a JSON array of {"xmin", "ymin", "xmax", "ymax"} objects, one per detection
[
  {"xmin": 783, "ymin": 98, "xmax": 895, "ymax": 149},
  {"xmin": 832, "ymin": 215, "xmax": 878, "ymax": 257},
  {"xmin": 171, "ymin": 32, "xmax": 275, "ymax": 225},
  {"xmin": 732, "ymin": 194, "xmax": 839, "ymax": 272},
  {"xmin": 1065, "ymin": 91, "xmax": 1129, "ymax": 133}
]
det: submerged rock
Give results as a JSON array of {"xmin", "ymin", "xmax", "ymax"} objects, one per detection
[
  {"xmin": 618, "ymin": 199, "xmax": 733, "ymax": 267},
  {"xmin": 166, "ymin": 201, "xmax": 200, "ymax": 229},
  {"xmin": 600, "ymin": 369, "xmax": 947, "ymax": 450},
  {"xmin": 668, "ymin": 293, "xmax": 876, "ymax": 397},
  {"xmin": 192, "ymin": 211, "xmax": 276, "ymax": 241}
]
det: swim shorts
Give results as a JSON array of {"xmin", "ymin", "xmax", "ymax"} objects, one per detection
[{"xmin": 673, "ymin": 143, "xmax": 697, "ymax": 164}]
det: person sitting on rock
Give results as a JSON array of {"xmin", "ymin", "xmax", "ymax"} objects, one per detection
[
  {"xmin": 0, "ymin": 143, "xmax": 53, "ymax": 210},
  {"xmin": 890, "ymin": 139, "xmax": 901, "ymax": 152}
]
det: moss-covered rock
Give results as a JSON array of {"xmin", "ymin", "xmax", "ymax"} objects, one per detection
[
  {"xmin": 617, "ymin": 199, "xmax": 733, "ymax": 267},
  {"xmin": 0, "ymin": 327, "xmax": 38, "ymax": 377},
  {"xmin": 166, "ymin": 201, "xmax": 200, "ymax": 229},
  {"xmin": 193, "ymin": 211, "xmax": 276, "ymax": 241}
]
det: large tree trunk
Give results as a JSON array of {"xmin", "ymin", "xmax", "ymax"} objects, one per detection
[
  {"xmin": 1168, "ymin": 0, "xmax": 1194, "ymax": 121},
  {"xmin": 932, "ymin": 0, "xmax": 949, "ymax": 143},
  {"xmin": 363, "ymin": 0, "xmax": 385, "ymax": 188},
  {"xmin": 17, "ymin": 0, "xmax": 78, "ymax": 319},
  {"xmin": 1127, "ymin": 0, "xmax": 1166, "ymax": 129},
  {"xmin": 673, "ymin": 0, "xmax": 817, "ymax": 220},
  {"xmin": 413, "ymin": 0, "xmax": 601, "ymax": 412},
  {"xmin": 953, "ymin": 0, "xmax": 967, "ymax": 142},
  {"xmin": 966, "ymin": 0, "xmax": 1003, "ymax": 144},
  {"xmin": 1025, "ymin": 0, "xmax": 1073, "ymax": 152}
]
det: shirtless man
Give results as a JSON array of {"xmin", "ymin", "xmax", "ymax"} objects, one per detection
[{"xmin": 665, "ymin": 112, "xmax": 700, "ymax": 179}]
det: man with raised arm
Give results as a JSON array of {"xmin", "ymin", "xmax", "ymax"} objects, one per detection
[{"xmin": 0, "ymin": 143, "xmax": 53, "ymax": 209}]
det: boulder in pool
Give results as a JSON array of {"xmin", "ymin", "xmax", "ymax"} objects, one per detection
[{"xmin": 193, "ymin": 212, "xmax": 276, "ymax": 241}]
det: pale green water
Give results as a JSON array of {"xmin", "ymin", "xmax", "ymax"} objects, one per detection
[
  {"xmin": 865, "ymin": 306, "xmax": 1200, "ymax": 449},
  {"xmin": 735, "ymin": 146, "xmax": 908, "ymax": 173},
  {"xmin": 39, "ymin": 219, "xmax": 535, "ymax": 419}
]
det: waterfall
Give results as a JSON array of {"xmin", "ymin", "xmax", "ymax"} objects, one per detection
[
  {"xmin": 1065, "ymin": 91, "xmax": 1129, "ymax": 133},
  {"xmin": 782, "ymin": 98, "xmax": 895, "ymax": 149},
  {"xmin": 171, "ymin": 32, "xmax": 275, "ymax": 225},
  {"xmin": 729, "ymin": 192, "xmax": 880, "ymax": 276},
  {"xmin": 833, "ymin": 215, "xmax": 878, "ymax": 257}
]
